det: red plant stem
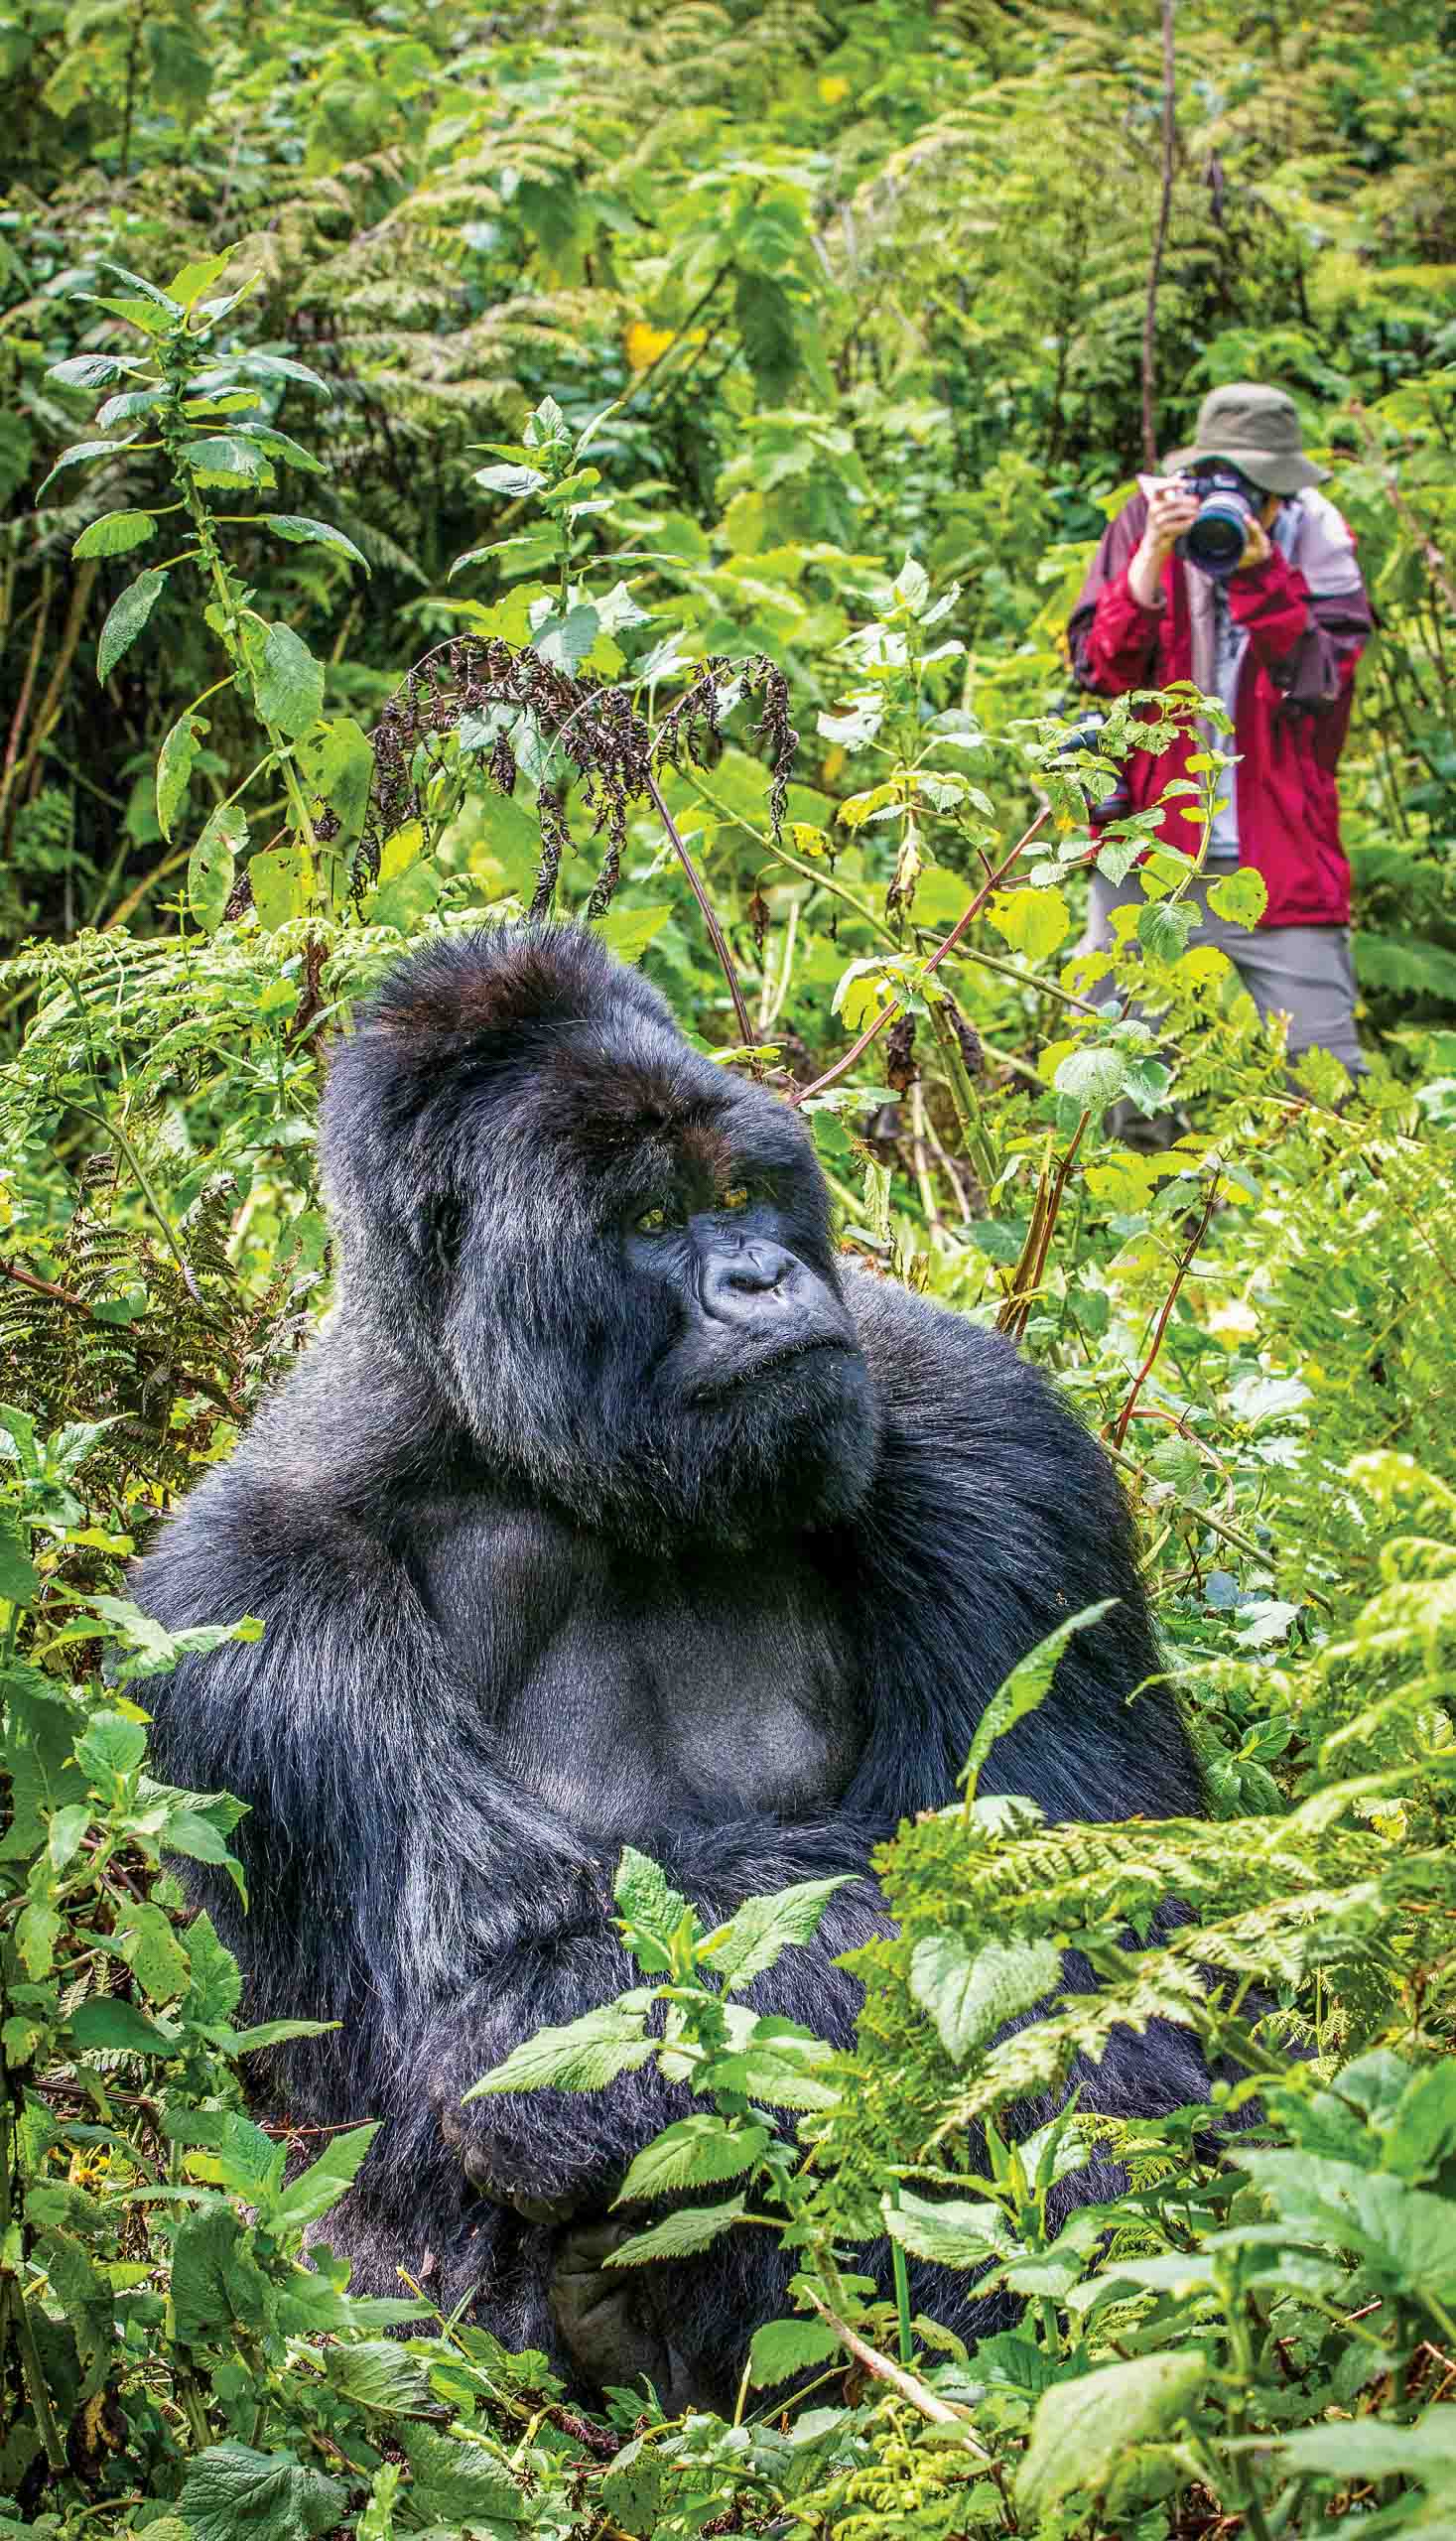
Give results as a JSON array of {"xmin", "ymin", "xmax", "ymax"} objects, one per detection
[
  {"xmin": 644, "ymin": 772, "xmax": 755, "ymax": 1048},
  {"xmin": 1110, "ymin": 1176, "xmax": 1220, "ymax": 1451},
  {"xmin": 790, "ymin": 805, "xmax": 1050, "ymax": 1108},
  {"xmin": 1000, "ymin": 1108, "xmax": 1093, "ymax": 1341}
]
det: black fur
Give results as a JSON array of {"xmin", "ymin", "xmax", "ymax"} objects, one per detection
[{"xmin": 136, "ymin": 923, "xmax": 1208, "ymax": 2410}]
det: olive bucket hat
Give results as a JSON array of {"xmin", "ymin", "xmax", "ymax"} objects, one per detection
[{"xmin": 1161, "ymin": 381, "xmax": 1329, "ymax": 493}]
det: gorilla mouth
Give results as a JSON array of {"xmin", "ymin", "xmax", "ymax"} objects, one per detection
[{"xmin": 692, "ymin": 1330, "xmax": 855, "ymax": 1401}]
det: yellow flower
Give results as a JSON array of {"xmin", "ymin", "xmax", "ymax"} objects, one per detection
[{"xmin": 624, "ymin": 321, "xmax": 676, "ymax": 371}]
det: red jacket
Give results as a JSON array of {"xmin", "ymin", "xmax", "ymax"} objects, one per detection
[{"xmin": 1068, "ymin": 491, "xmax": 1373, "ymax": 927}]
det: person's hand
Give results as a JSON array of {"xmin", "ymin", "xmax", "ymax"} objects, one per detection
[
  {"xmin": 1140, "ymin": 478, "xmax": 1201, "ymax": 563},
  {"xmin": 1128, "ymin": 478, "xmax": 1200, "ymax": 608},
  {"xmin": 1236, "ymin": 509, "xmax": 1272, "ymax": 573}
]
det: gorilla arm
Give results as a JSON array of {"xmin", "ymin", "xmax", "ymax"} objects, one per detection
[{"xmin": 134, "ymin": 1465, "xmax": 887, "ymax": 2232}]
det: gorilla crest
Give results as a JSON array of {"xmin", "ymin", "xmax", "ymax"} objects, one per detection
[{"xmin": 137, "ymin": 922, "xmax": 1208, "ymax": 2411}]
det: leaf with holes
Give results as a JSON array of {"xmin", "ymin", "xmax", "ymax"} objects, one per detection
[
  {"xmin": 157, "ymin": 711, "xmax": 208, "ymax": 841},
  {"xmin": 189, "ymin": 805, "xmax": 245, "ymax": 933},
  {"xmin": 97, "ymin": 569, "xmax": 167, "ymax": 680},
  {"xmin": 261, "ymin": 514, "xmax": 368, "ymax": 570}
]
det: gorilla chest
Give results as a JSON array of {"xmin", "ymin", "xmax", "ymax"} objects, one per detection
[{"xmin": 421, "ymin": 1517, "xmax": 860, "ymax": 1837}]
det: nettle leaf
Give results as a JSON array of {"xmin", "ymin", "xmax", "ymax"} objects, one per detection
[
  {"xmin": 300, "ymin": 717, "xmax": 373, "ymax": 850},
  {"xmin": 69, "ymin": 1995, "xmax": 178, "ymax": 2057},
  {"xmin": 747, "ymin": 2316, "xmax": 843, "ymax": 2388},
  {"xmin": 885, "ymin": 2190, "xmax": 1012, "ymax": 2270},
  {"xmin": 156, "ymin": 710, "xmax": 208, "ymax": 841},
  {"xmin": 182, "ymin": 434, "xmax": 276, "ymax": 488},
  {"xmin": 96, "ymin": 568, "xmax": 167, "ymax": 680},
  {"xmin": 273, "ymin": 2121, "xmax": 379, "ymax": 2230},
  {"xmin": 909, "ymin": 1934, "xmax": 1063, "ymax": 2065},
  {"xmin": 606, "ymin": 2194, "xmax": 746, "ymax": 2267},
  {"xmin": 48, "ymin": 351, "xmax": 144, "ymax": 391},
  {"xmin": 1206, "ymin": 866, "xmax": 1268, "ymax": 929},
  {"xmin": 247, "ymin": 622, "xmax": 325, "ymax": 737},
  {"xmin": 963, "ymin": 1601, "xmax": 1117, "ymax": 1799},
  {"xmin": 893, "ymin": 554, "xmax": 931, "ymax": 614},
  {"xmin": 401, "ymin": 2426, "xmax": 531, "ymax": 2528},
  {"xmin": 1017, "ymin": 2354, "xmax": 1209, "ymax": 2520},
  {"xmin": 178, "ymin": 2443, "xmax": 346, "ymax": 2541},
  {"xmin": 1053, "ymin": 1042, "xmax": 1131, "ymax": 1111},
  {"xmin": 613, "ymin": 1845, "xmax": 694, "ymax": 1966},
  {"xmin": 464, "ymin": 2003, "xmax": 654, "ymax": 2098},
  {"xmin": 615, "ymin": 2116, "xmax": 770, "ymax": 2205},
  {"xmin": 533, "ymin": 602, "xmax": 600, "ymax": 671},
  {"xmin": 248, "ymin": 842, "xmax": 311, "ymax": 930},
  {"xmin": 261, "ymin": 513, "xmax": 368, "ymax": 570},
  {"xmin": 189, "ymin": 804, "xmax": 246, "ymax": 934},
  {"xmin": 707, "ymin": 1875, "xmax": 853, "ymax": 1991},
  {"xmin": 37, "ymin": 437, "xmax": 137, "ymax": 498},
  {"xmin": 475, "ymin": 462, "xmax": 548, "ymax": 497},
  {"xmin": 0, "ymin": 1510, "xmax": 40, "ymax": 1606},
  {"xmin": 1136, "ymin": 896, "xmax": 1200, "ymax": 963},
  {"xmin": 325, "ymin": 2340, "xmax": 434, "ymax": 2415},
  {"xmin": 987, "ymin": 884, "xmax": 1071, "ymax": 962}
]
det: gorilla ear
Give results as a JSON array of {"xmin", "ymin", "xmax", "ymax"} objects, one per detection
[{"xmin": 360, "ymin": 924, "xmax": 668, "ymax": 1066}]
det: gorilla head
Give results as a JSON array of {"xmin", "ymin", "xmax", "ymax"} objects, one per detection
[{"xmin": 322, "ymin": 924, "xmax": 881, "ymax": 1543}]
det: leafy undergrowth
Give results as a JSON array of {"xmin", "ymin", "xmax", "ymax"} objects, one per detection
[{"xmin": 4, "ymin": 7, "xmax": 1456, "ymax": 2525}]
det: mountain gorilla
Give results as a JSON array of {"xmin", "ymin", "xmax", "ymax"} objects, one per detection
[{"xmin": 137, "ymin": 922, "xmax": 1207, "ymax": 2409}]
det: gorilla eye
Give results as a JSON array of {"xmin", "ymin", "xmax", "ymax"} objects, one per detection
[
  {"xmin": 636, "ymin": 1205, "xmax": 669, "ymax": 1235},
  {"xmin": 721, "ymin": 1186, "xmax": 750, "ymax": 1212}
]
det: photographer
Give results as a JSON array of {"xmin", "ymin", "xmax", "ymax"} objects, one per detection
[{"xmin": 1068, "ymin": 383, "xmax": 1373, "ymax": 1139}]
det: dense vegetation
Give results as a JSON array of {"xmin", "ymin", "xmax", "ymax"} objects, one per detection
[{"xmin": 3, "ymin": 1, "xmax": 1456, "ymax": 2532}]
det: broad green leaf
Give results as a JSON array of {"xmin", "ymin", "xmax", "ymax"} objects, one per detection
[
  {"xmin": 884, "ymin": 2190, "xmax": 1012, "ymax": 2270},
  {"xmin": 1136, "ymin": 896, "xmax": 1200, "ymax": 963},
  {"xmin": 747, "ymin": 2316, "xmax": 843, "ymax": 2388},
  {"xmin": 464, "ymin": 2003, "xmax": 654, "ymax": 2098},
  {"xmin": 533, "ymin": 602, "xmax": 599, "ymax": 670},
  {"xmin": 987, "ymin": 884, "xmax": 1071, "ymax": 962},
  {"xmin": 401, "ymin": 2426, "xmax": 531, "ymax": 2527},
  {"xmin": 893, "ymin": 554, "xmax": 931, "ymax": 614},
  {"xmin": 326, "ymin": 2340, "xmax": 434, "ymax": 2414},
  {"xmin": 189, "ymin": 804, "xmax": 246, "ymax": 933},
  {"xmin": 595, "ymin": 904, "xmax": 671, "ymax": 964},
  {"xmin": 178, "ymin": 2443, "xmax": 346, "ymax": 2541},
  {"xmin": 69, "ymin": 1996, "xmax": 177, "ymax": 2056},
  {"xmin": 273, "ymin": 2121, "xmax": 380, "ymax": 2230},
  {"xmin": 97, "ymin": 568, "xmax": 167, "ymax": 680},
  {"xmin": 475, "ymin": 463, "xmax": 548, "ymax": 496},
  {"xmin": 73, "ymin": 507, "xmax": 157, "ymax": 559},
  {"xmin": 606, "ymin": 2194, "xmax": 746, "ymax": 2267},
  {"xmin": 115, "ymin": 1898, "xmax": 192, "ymax": 2002},
  {"xmin": 181, "ymin": 433, "xmax": 274, "ymax": 487},
  {"xmin": 1256, "ymin": 2411, "xmax": 1456, "ymax": 2479},
  {"xmin": 1206, "ymin": 865, "xmax": 1268, "ymax": 929},
  {"xmin": 164, "ymin": 251, "xmax": 237, "ymax": 310},
  {"xmin": 48, "ymin": 352, "xmax": 141, "ymax": 390},
  {"xmin": 1052, "ymin": 1042, "xmax": 1131, "ymax": 1111},
  {"xmin": 156, "ymin": 710, "xmax": 207, "ymax": 841},
  {"xmin": 616, "ymin": 2116, "xmax": 770, "ymax": 2205},
  {"xmin": 0, "ymin": 1510, "xmax": 40, "ymax": 1606},
  {"xmin": 36, "ymin": 436, "xmax": 137, "ymax": 498},
  {"xmin": 962, "ymin": 1600, "xmax": 1117, "ymax": 1799},
  {"xmin": 17, "ymin": 1898, "xmax": 61, "ymax": 1978},
  {"xmin": 706, "ymin": 1874, "xmax": 853, "ymax": 1991},
  {"xmin": 909, "ymin": 1933, "xmax": 1062, "ymax": 2064},
  {"xmin": 73, "ymin": 1710, "xmax": 148, "ymax": 1782},
  {"xmin": 246, "ymin": 621, "xmax": 325, "ymax": 736},
  {"xmin": 299, "ymin": 716, "xmax": 373, "ymax": 852},
  {"xmin": 1016, "ymin": 2354, "xmax": 1209, "ymax": 2519},
  {"xmin": 248, "ymin": 842, "xmax": 311, "ymax": 930},
  {"xmin": 261, "ymin": 513, "xmax": 368, "ymax": 569}
]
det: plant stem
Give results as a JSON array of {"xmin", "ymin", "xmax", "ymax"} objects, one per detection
[{"xmin": 644, "ymin": 773, "xmax": 754, "ymax": 1046}]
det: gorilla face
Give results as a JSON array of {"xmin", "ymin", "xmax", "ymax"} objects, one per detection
[{"xmin": 322, "ymin": 927, "xmax": 882, "ymax": 1543}]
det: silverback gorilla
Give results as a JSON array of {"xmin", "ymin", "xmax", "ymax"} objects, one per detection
[{"xmin": 136, "ymin": 922, "xmax": 1208, "ymax": 2409}]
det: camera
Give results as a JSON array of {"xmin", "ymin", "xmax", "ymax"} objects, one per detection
[{"xmin": 1174, "ymin": 463, "xmax": 1259, "ymax": 581}]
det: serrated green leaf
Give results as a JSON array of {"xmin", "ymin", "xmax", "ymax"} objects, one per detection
[
  {"xmin": 1206, "ymin": 866, "xmax": 1268, "ymax": 929},
  {"xmin": 606, "ymin": 2194, "xmax": 746, "ymax": 2267},
  {"xmin": 97, "ymin": 568, "xmax": 167, "ymax": 680},
  {"xmin": 962, "ymin": 1600, "xmax": 1117, "ymax": 1799},
  {"xmin": 616, "ymin": 2116, "xmax": 770, "ymax": 2205},
  {"xmin": 707, "ymin": 1875, "xmax": 854, "ymax": 1991},
  {"xmin": 36, "ymin": 437, "xmax": 137, "ymax": 498},
  {"xmin": 181, "ymin": 432, "xmax": 273, "ymax": 487},
  {"xmin": 885, "ymin": 2189, "xmax": 1012, "ymax": 2270},
  {"xmin": 273, "ymin": 2121, "xmax": 379, "ymax": 2230},
  {"xmin": 464, "ymin": 2003, "xmax": 654, "ymax": 2098},
  {"xmin": 49, "ymin": 352, "xmax": 141, "ymax": 391},
  {"xmin": 246, "ymin": 621, "xmax": 325, "ymax": 737},
  {"xmin": 69, "ymin": 1995, "xmax": 177, "ymax": 2056},
  {"xmin": 156, "ymin": 710, "xmax": 207, "ymax": 841},
  {"xmin": 178, "ymin": 2442, "xmax": 346, "ymax": 2541},
  {"xmin": 909, "ymin": 1933, "xmax": 1062, "ymax": 2064},
  {"xmin": 189, "ymin": 803, "xmax": 245, "ymax": 933},
  {"xmin": 261, "ymin": 513, "xmax": 368, "ymax": 569},
  {"xmin": 747, "ymin": 2316, "xmax": 844, "ymax": 2387},
  {"xmin": 248, "ymin": 841, "xmax": 311, "ymax": 930},
  {"xmin": 0, "ymin": 1509, "xmax": 40, "ymax": 1606},
  {"xmin": 1017, "ymin": 2354, "xmax": 1209, "ymax": 2518}
]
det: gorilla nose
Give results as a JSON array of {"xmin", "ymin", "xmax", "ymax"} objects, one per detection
[{"xmin": 701, "ymin": 1240, "xmax": 796, "ymax": 1322}]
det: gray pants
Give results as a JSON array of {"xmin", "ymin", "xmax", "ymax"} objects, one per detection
[{"xmin": 1082, "ymin": 869, "xmax": 1364, "ymax": 1147}]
